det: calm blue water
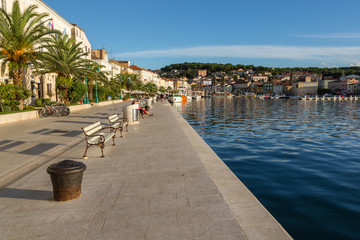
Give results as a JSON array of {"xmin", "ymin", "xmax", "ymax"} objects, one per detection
[{"xmin": 176, "ymin": 98, "xmax": 360, "ymax": 240}]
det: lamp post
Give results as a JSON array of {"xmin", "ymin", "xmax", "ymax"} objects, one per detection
[
  {"xmin": 95, "ymin": 68, "xmax": 99, "ymax": 103},
  {"xmin": 128, "ymin": 77, "xmax": 131, "ymax": 99},
  {"xmin": 84, "ymin": 69, "xmax": 89, "ymax": 104},
  {"xmin": 120, "ymin": 76, "xmax": 123, "ymax": 100}
]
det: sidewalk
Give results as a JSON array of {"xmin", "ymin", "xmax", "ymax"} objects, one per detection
[
  {"xmin": 0, "ymin": 102, "xmax": 292, "ymax": 240},
  {"xmin": 0, "ymin": 101, "xmax": 130, "ymax": 187}
]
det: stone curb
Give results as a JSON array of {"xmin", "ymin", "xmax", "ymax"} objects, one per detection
[{"xmin": 0, "ymin": 100, "xmax": 125, "ymax": 125}]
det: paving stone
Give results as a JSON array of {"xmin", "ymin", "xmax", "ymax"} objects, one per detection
[
  {"xmin": 212, "ymin": 234, "xmax": 248, "ymax": 240},
  {"xmin": 207, "ymin": 219, "xmax": 246, "ymax": 238},
  {"xmin": 184, "ymin": 181, "xmax": 218, "ymax": 192},
  {"xmin": 149, "ymin": 198, "xmax": 189, "ymax": 213},
  {"xmin": 188, "ymin": 194, "xmax": 225, "ymax": 208},
  {"xmin": 30, "ymin": 232, "xmax": 86, "ymax": 240},
  {"xmin": 126, "ymin": 212, "xmax": 176, "ymax": 228},
  {"xmin": 164, "ymin": 182, "xmax": 184, "ymax": 193},
  {"xmin": 176, "ymin": 208, "xmax": 209, "ymax": 224},
  {"xmin": 205, "ymin": 204, "xmax": 235, "ymax": 222},
  {"xmin": 101, "ymin": 217, "xmax": 128, "ymax": 231},
  {"xmin": 56, "ymin": 219, "xmax": 105, "ymax": 234},
  {"xmin": 141, "ymin": 191, "xmax": 176, "ymax": 202},
  {"xmin": 176, "ymin": 189, "xmax": 219, "ymax": 199},
  {"xmin": 21, "ymin": 222, "xmax": 63, "ymax": 238},
  {"xmin": 85, "ymin": 227, "xmax": 146, "ymax": 240},
  {"xmin": 146, "ymin": 222, "xmax": 210, "ymax": 240}
]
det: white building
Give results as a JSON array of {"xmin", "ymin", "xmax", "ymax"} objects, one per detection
[
  {"xmin": 91, "ymin": 49, "xmax": 120, "ymax": 79},
  {"xmin": 131, "ymin": 65, "xmax": 162, "ymax": 87},
  {"xmin": 71, "ymin": 24, "xmax": 92, "ymax": 60},
  {"xmin": 1, "ymin": 0, "xmax": 92, "ymax": 104}
]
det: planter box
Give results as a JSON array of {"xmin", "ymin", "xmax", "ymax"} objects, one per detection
[
  {"xmin": 69, "ymin": 104, "xmax": 91, "ymax": 112},
  {"xmin": 0, "ymin": 110, "xmax": 39, "ymax": 125},
  {"xmin": 92, "ymin": 100, "xmax": 123, "ymax": 107}
]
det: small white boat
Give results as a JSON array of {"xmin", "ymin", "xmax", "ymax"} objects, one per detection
[
  {"xmin": 192, "ymin": 95, "xmax": 202, "ymax": 100},
  {"xmin": 168, "ymin": 92, "xmax": 183, "ymax": 103},
  {"xmin": 192, "ymin": 91, "xmax": 204, "ymax": 99}
]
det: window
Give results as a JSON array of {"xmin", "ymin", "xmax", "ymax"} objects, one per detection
[
  {"xmin": 31, "ymin": 82, "xmax": 36, "ymax": 97},
  {"xmin": 47, "ymin": 83, "xmax": 53, "ymax": 97}
]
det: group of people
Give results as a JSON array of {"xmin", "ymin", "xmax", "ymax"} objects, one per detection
[{"xmin": 131, "ymin": 99, "xmax": 153, "ymax": 118}]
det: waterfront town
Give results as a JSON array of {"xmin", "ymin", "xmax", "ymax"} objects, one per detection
[
  {"xmin": 1, "ymin": 0, "xmax": 360, "ymax": 112},
  {"xmin": 1, "ymin": 1, "xmax": 360, "ymax": 240}
]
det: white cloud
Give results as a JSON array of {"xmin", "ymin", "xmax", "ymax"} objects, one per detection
[
  {"xmin": 295, "ymin": 33, "xmax": 360, "ymax": 39},
  {"xmin": 114, "ymin": 45, "xmax": 360, "ymax": 65}
]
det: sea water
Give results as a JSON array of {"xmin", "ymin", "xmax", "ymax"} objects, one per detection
[{"xmin": 176, "ymin": 98, "xmax": 360, "ymax": 240}]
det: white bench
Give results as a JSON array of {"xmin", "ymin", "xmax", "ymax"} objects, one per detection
[
  {"xmin": 108, "ymin": 114, "xmax": 124, "ymax": 138},
  {"xmin": 81, "ymin": 121, "xmax": 115, "ymax": 159}
]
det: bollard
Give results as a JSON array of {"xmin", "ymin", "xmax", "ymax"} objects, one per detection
[
  {"xmin": 47, "ymin": 160, "xmax": 86, "ymax": 201},
  {"xmin": 125, "ymin": 104, "xmax": 139, "ymax": 125}
]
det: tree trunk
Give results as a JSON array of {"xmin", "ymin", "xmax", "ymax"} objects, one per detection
[
  {"xmin": 11, "ymin": 64, "xmax": 24, "ymax": 110},
  {"xmin": 11, "ymin": 65, "xmax": 24, "ymax": 87},
  {"xmin": 88, "ymin": 85, "xmax": 94, "ymax": 100},
  {"xmin": 64, "ymin": 88, "xmax": 69, "ymax": 105}
]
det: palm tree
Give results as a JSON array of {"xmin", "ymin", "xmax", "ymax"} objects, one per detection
[
  {"xmin": 35, "ymin": 34, "xmax": 90, "ymax": 103},
  {"xmin": 0, "ymin": 0, "xmax": 59, "ymax": 87}
]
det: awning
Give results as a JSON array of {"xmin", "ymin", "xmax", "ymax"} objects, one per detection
[
  {"xmin": 131, "ymin": 90, "xmax": 148, "ymax": 94},
  {"xmin": 121, "ymin": 89, "xmax": 130, "ymax": 93}
]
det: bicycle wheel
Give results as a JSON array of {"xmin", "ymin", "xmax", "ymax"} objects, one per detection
[
  {"xmin": 38, "ymin": 108, "xmax": 48, "ymax": 118},
  {"xmin": 64, "ymin": 107, "xmax": 70, "ymax": 115},
  {"xmin": 54, "ymin": 108, "xmax": 62, "ymax": 117}
]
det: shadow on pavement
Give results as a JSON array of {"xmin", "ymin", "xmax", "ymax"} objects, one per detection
[{"xmin": 0, "ymin": 188, "xmax": 53, "ymax": 201}]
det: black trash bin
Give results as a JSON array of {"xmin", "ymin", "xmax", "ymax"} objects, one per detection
[{"xmin": 47, "ymin": 160, "xmax": 86, "ymax": 201}]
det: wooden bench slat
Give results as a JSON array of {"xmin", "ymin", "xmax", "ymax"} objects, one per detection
[{"xmin": 83, "ymin": 121, "xmax": 101, "ymax": 132}]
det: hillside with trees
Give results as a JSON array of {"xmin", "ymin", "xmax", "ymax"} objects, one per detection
[{"xmin": 160, "ymin": 62, "xmax": 360, "ymax": 79}]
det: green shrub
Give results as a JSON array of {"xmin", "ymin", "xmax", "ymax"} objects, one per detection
[
  {"xmin": 69, "ymin": 81, "xmax": 87, "ymax": 104},
  {"xmin": 56, "ymin": 76, "xmax": 73, "ymax": 90},
  {"xmin": 35, "ymin": 98, "xmax": 44, "ymax": 107},
  {"xmin": 43, "ymin": 98, "xmax": 51, "ymax": 105},
  {"xmin": 94, "ymin": 85, "xmax": 106, "ymax": 101},
  {"xmin": 3, "ymin": 106, "xmax": 11, "ymax": 112},
  {"xmin": 0, "ymin": 83, "xmax": 31, "ymax": 111}
]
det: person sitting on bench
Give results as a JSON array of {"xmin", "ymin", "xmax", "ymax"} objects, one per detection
[{"xmin": 132, "ymin": 100, "xmax": 153, "ymax": 118}]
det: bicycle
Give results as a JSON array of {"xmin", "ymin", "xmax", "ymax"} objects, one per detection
[
  {"xmin": 57, "ymin": 104, "xmax": 70, "ymax": 116},
  {"xmin": 38, "ymin": 104, "xmax": 68, "ymax": 118}
]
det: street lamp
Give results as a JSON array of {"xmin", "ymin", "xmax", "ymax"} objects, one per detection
[
  {"xmin": 95, "ymin": 68, "xmax": 99, "ymax": 103},
  {"xmin": 128, "ymin": 77, "xmax": 131, "ymax": 99},
  {"xmin": 84, "ymin": 66, "xmax": 90, "ymax": 104}
]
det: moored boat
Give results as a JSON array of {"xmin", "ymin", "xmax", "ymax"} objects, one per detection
[{"xmin": 168, "ymin": 93, "xmax": 182, "ymax": 103}]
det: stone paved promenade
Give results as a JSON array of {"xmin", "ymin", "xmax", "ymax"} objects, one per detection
[{"xmin": 0, "ymin": 101, "xmax": 292, "ymax": 240}]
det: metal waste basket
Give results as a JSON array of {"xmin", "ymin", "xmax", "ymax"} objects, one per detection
[
  {"xmin": 132, "ymin": 108, "xmax": 139, "ymax": 121},
  {"xmin": 47, "ymin": 160, "xmax": 86, "ymax": 201}
]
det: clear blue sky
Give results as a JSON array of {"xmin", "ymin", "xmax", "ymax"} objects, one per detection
[{"xmin": 44, "ymin": 0, "xmax": 360, "ymax": 70}]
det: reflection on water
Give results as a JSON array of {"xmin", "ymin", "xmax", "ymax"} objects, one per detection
[{"xmin": 179, "ymin": 97, "xmax": 360, "ymax": 240}]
